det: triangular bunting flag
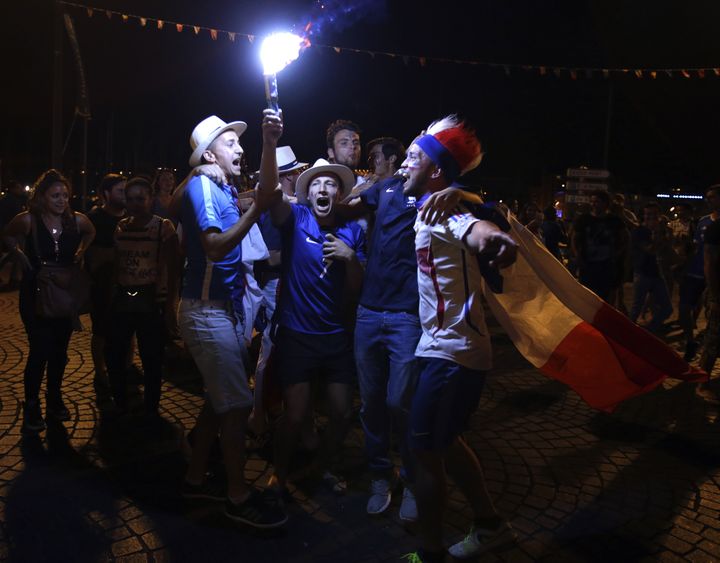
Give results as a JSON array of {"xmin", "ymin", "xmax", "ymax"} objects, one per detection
[
  {"xmin": 140, "ymin": 17, "xmax": 147, "ymax": 27},
  {"xmin": 86, "ymin": 8, "xmax": 93, "ymax": 17},
  {"xmin": 193, "ymin": 26, "xmax": 200, "ymax": 35},
  {"xmin": 698, "ymin": 69, "xmax": 705, "ymax": 78},
  {"xmin": 228, "ymin": 32, "xmax": 236, "ymax": 42},
  {"xmin": 176, "ymin": 23, "xmax": 183, "ymax": 33},
  {"xmin": 210, "ymin": 29, "xmax": 218, "ymax": 40},
  {"xmin": 602, "ymin": 69, "xmax": 609, "ymax": 78},
  {"xmin": 121, "ymin": 14, "xmax": 128, "ymax": 23},
  {"xmin": 105, "ymin": 10, "xmax": 112, "ymax": 19},
  {"xmin": 682, "ymin": 70, "xmax": 691, "ymax": 78},
  {"xmin": 634, "ymin": 70, "xmax": 642, "ymax": 78},
  {"xmin": 157, "ymin": 20, "xmax": 164, "ymax": 29}
]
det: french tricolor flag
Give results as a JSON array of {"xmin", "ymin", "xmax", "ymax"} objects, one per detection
[{"xmin": 483, "ymin": 213, "xmax": 707, "ymax": 412}]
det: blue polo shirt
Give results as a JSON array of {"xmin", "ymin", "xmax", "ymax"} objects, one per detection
[
  {"xmin": 359, "ymin": 177, "xmax": 419, "ymax": 313},
  {"xmin": 278, "ymin": 204, "xmax": 366, "ymax": 334},
  {"xmin": 181, "ymin": 176, "xmax": 242, "ymax": 300}
]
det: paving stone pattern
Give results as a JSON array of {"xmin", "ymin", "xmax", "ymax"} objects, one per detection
[{"xmin": 1, "ymin": 290, "xmax": 720, "ymax": 562}]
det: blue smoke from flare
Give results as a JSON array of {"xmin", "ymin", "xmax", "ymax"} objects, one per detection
[{"xmin": 296, "ymin": 0, "xmax": 388, "ymax": 38}]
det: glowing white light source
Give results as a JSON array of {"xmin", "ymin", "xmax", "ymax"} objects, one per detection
[
  {"xmin": 260, "ymin": 32, "xmax": 304, "ymax": 75},
  {"xmin": 25, "ymin": 185, "xmax": 30, "ymax": 191}
]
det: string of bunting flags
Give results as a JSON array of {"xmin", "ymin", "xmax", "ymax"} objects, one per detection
[{"xmin": 58, "ymin": 0, "xmax": 720, "ymax": 80}]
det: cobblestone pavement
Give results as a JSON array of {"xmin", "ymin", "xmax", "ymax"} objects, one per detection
[{"xmin": 2, "ymin": 288, "xmax": 720, "ymax": 563}]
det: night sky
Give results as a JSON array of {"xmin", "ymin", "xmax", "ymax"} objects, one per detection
[{"xmin": 3, "ymin": 0, "xmax": 720, "ymax": 200}]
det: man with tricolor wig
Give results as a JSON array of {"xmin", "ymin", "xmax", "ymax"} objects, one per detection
[{"xmin": 400, "ymin": 116, "xmax": 518, "ymax": 562}]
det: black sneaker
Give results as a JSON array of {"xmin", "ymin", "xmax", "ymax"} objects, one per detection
[
  {"xmin": 46, "ymin": 397, "xmax": 70, "ymax": 421},
  {"xmin": 181, "ymin": 478, "xmax": 226, "ymax": 501},
  {"xmin": 224, "ymin": 489, "xmax": 288, "ymax": 529},
  {"xmin": 22, "ymin": 401, "xmax": 46, "ymax": 435}
]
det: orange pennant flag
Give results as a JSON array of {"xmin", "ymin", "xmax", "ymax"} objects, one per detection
[
  {"xmin": 176, "ymin": 23, "xmax": 183, "ymax": 33},
  {"xmin": 634, "ymin": 70, "xmax": 642, "ymax": 78},
  {"xmin": 228, "ymin": 32, "xmax": 236, "ymax": 42},
  {"xmin": 539, "ymin": 66, "xmax": 547, "ymax": 75},
  {"xmin": 157, "ymin": 19, "xmax": 164, "ymax": 29},
  {"xmin": 86, "ymin": 8, "xmax": 93, "ymax": 17},
  {"xmin": 334, "ymin": 47, "xmax": 341, "ymax": 53},
  {"xmin": 698, "ymin": 69, "xmax": 705, "ymax": 78},
  {"xmin": 681, "ymin": 70, "xmax": 691, "ymax": 78},
  {"xmin": 210, "ymin": 29, "xmax": 218, "ymax": 40},
  {"xmin": 650, "ymin": 71, "xmax": 657, "ymax": 79},
  {"xmin": 714, "ymin": 69, "xmax": 720, "ymax": 76},
  {"xmin": 121, "ymin": 14, "xmax": 129, "ymax": 23},
  {"xmin": 193, "ymin": 26, "xmax": 200, "ymax": 35}
]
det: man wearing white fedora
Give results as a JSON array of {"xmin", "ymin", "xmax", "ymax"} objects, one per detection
[
  {"xmin": 257, "ymin": 110, "xmax": 366, "ymax": 498},
  {"xmin": 178, "ymin": 115, "xmax": 286, "ymax": 528}
]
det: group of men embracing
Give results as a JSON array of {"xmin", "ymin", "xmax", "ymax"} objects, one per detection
[{"xmin": 176, "ymin": 104, "xmax": 518, "ymax": 562}]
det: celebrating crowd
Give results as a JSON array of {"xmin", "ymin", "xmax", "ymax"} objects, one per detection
[{"xmin": 1, "ymin": 103, "xmax": 717, "ymax": 563}]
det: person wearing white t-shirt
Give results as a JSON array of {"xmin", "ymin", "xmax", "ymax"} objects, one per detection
[{"xmin": 401, "ymin": 116, "xmax": 517, "ymax": 563}]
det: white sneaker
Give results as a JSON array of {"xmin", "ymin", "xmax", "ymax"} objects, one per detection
[
  {"xmin": 399, "ymin": 487, "xmax": 418, "ymax": 522},
  {"xmin": 448, "ymin": 521, "xmax": 517, "ymax": 559},
  {"xmin": 366, "ymin": 478, "xmax": 395, "ymax": 514}
]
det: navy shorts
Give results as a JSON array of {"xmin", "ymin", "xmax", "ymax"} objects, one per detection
[
  {"xmin": 275, "ymin": 326, "xmax": 356, "ymax": 387},
  {"xmin": 409, "ymin": 357, "xmax": 486, "ymax": 451}
]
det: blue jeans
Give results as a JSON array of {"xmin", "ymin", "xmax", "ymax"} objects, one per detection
[
  {"xmin": 630, "ymin": 274, "xmax": 673, "ymax": 331},
  {"xmin": 355, "ymin": 305, "xmax": 421, "ymax": 483}
]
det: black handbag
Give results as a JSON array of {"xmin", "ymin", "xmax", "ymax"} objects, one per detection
[{"xmin": 31, "ymin": 216, "xmax": 91, "ymax": 319}]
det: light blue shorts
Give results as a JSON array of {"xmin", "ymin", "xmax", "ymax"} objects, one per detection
[{"xmin": 179, "ymin": 299, "xmax": 253, "ymax": 414}]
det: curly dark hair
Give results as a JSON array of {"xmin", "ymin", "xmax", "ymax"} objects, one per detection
[
  {"xmin": 325, "ymin": 119, "xmax": 361, "ymax": 149},
  {"xmin": 29, "ymin": 169, "xmax": 75, "ymax": 228}
]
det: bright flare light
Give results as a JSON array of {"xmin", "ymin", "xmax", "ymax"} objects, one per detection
[{"xmin": 259, "ymin": 32, "xmax": 305, "ymax": 76}]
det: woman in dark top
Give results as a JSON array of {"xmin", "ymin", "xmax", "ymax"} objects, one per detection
[{"xmin": 2, "ymin": 169, "xmax": 95, "ymax": 435}]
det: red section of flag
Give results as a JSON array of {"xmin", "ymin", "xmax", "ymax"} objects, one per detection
[{"xmin": 540, "ymin": 304, "xmax": 706, "ymax": 412}]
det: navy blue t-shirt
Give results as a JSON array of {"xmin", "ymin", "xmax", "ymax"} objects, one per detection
[
  {"xmin": 359, "ymin": 177, "xmax": 420, "ymax": 313},
  {"xmin": 277, "ymin": 204, "xmax": 366, "ymax": 334}
]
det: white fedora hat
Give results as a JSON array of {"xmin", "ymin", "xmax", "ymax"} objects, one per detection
[
  {"xmin": 188, "ymin": 115, "xmax": 247, "ymax": 167},
  {"xmin": 254, "ymin": 146, "xmax": 308, "ymax": 175},
  {"xmin": 295, "ymin": 158, "xmax": 355, "ymax": 204}
]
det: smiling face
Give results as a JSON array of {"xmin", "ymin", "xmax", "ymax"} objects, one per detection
[
  {"xmin": 43, "ymin": 182, "xmax": 70, "ymax": 216},
  {"xmin": 307, "ymin": 173, "xmax": 342, "ymax": 219},
  {"xmin": 401, "ymin": 143, "xmax": 436, "ymax": 195},
  {"xmin": 156, "ymin": 170, "xmax": 175, "ymax": 194},
  {"xmin": 205, "ymin": 130, "xmax": 243, "ymax": 182}
]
